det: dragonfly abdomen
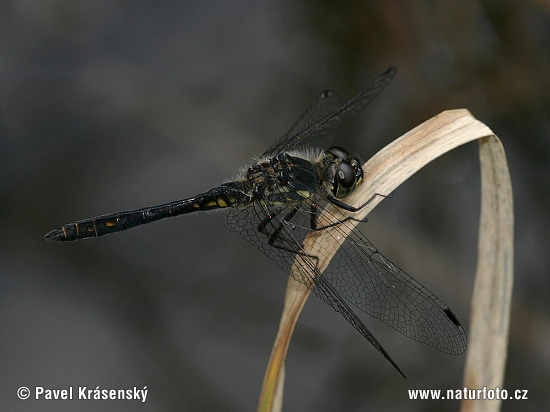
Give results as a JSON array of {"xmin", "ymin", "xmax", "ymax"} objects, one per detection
[
  {"xmin": 44, "ymin": 203, "xmax": 188, "ymax": 242},
  {"xmin": 44, "ymin": 182, "xmax": 247, "ymax": 242}
]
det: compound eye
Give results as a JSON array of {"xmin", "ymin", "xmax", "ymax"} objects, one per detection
[
  {"xmin": 327, "ymin": 146, "xmax": 349, "ymax": 161},
  {"xmin": 336, "ymin": 162, "xmax": 355, "ymax": 189}
]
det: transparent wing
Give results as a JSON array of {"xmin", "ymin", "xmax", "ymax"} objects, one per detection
[
  {"xmin": 225, "ymin": 197, "xmax": 406, "ymax": 377},
  {"xmin": 225, "ymin": 189, "xmax": 466, "ymax": 357},
  {"xmin": 261, "ymin": 67, "xmax": 397, "ymax": 158},
  {"xmin": 323, "ymin": 219, "xmax": 467, "ymax": 355},
  {"xmin": 261, "ymin": 90, "xmax": 342, "ymax": 158}
]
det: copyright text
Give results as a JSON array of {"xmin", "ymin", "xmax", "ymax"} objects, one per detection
[{"xmin": 17, "ymin": 386, "xmax": 148, "ymax": 403}]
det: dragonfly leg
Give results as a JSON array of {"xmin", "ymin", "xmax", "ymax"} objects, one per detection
[
  {"xmin": 309, "ymin": 203, "xmax": 367, "ymax": 231},
  {"xmin": 257, "ymin": 207, "xmax": 299, "ymax": 245},
  {"xmin": 256, "ymin": 207, "xmax": 321, "ymax": 267},
  {"xmin": 327, "ymin": 192, "xmax": 391, "ymax": 213}
]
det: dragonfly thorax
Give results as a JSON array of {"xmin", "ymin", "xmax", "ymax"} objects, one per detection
[{"xmin": 243, "ymin": 153, "xmax": 320, "ymax": 204}]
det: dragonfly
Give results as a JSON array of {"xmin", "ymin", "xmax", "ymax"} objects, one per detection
[{"xmin": 45, "ymin": 67, "xmax": 467, "ymax": 378}]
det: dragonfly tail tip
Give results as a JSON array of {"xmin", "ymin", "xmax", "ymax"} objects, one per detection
[{"xmin": 44, "ymin": 229, "xmax": 64, "ymax": 242}]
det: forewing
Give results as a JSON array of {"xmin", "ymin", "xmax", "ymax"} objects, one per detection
[
  {"xmin": 261, "ymin": 90, "xmax": 342, "ymax": 158},
  {"xmin": 261, "ymin": 67, "xmax": 397, "ymax": 157},
  {"xmin": 319, "ymin": 219, "xmax": 467, "ymax": 355},
  {"xmin": 225, "ymin": 197, "xmax": 406, "ymax": 376},
  {"xmin": 225, "ymin": 192, "xmax": 466, "ymax": 355}
]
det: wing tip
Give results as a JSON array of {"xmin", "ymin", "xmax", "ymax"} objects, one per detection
[{"xmin": 443, "ymin": 307, "xmax": 461, "ymax": 327}]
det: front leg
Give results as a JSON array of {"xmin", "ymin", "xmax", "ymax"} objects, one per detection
[
  {"xmin": 309, "ymin": 202, "xmax": 368, "ymax": 231},
  {"xmin": 327, "ymin": 192, "xmax": 391, "ymax": 212}
]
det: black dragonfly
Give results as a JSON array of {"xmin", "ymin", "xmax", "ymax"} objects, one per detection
[{"xmin": 45, "ymin": 68, "xmax": 467, "ymax": 378}]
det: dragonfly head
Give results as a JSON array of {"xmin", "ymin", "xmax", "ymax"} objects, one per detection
[{"xmin": 325, "ymin": 146, "xmax": 363, "ymax": 199}]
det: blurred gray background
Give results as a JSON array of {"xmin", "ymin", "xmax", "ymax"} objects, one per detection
[{"xmin": 1, "ymin": 1, "xmax": 548, "ymax": 411}]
